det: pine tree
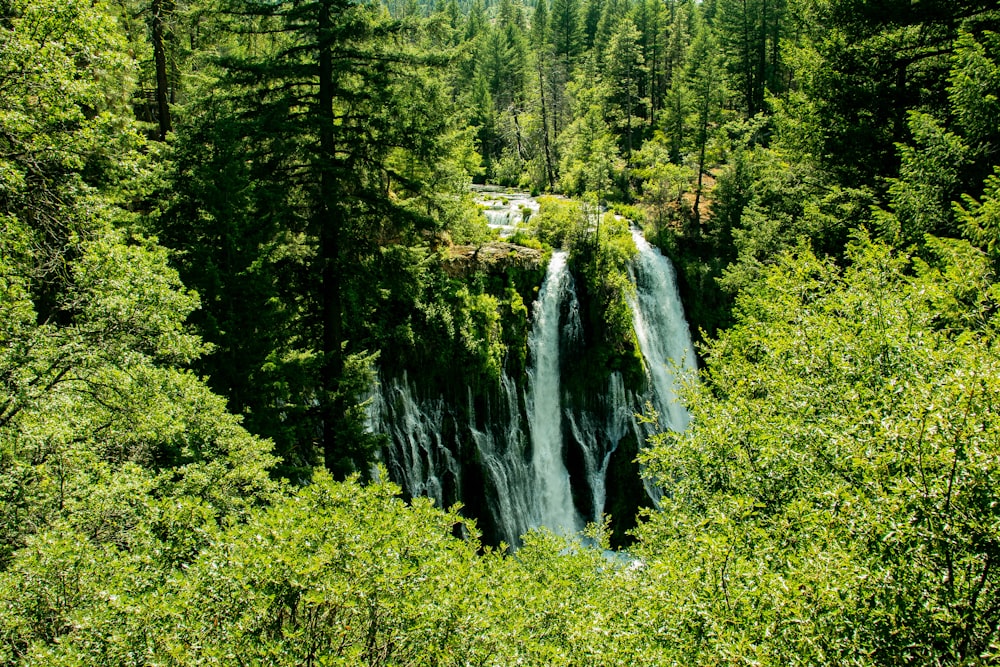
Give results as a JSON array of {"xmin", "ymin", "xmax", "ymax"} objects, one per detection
[
  {"xmin": 164, "ymin": 0, "xmax": 459, "ymax": 475},
  {"xmin": 606, "ymin": 18, "xmax": 646, "ymax": 164}
]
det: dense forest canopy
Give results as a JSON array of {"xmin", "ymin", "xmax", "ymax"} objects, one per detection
[{"xmin": 2, "ymin": 0, "xmax": 1000, "ymax": 661}]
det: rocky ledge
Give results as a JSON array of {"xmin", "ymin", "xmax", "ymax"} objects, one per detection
[{"xmin": 442, "ymin": 242, "xmax": 544, "ymax": 277}]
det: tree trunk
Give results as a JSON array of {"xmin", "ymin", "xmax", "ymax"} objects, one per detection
[
  {"xmin": 151, "ymin": 0, "xmax": 172, "ymax": 140},
  {"xmin": 537, "ymin": 59, "xmax": 556, "ymax": 189},
  {"xmin": 742, "ymin": 0, "xmax": 754, "ymax": 116},
  {"xmin": 317, "ymin": 1, "xmax": 345, "ymax": 474},
  {"xmin": 758, "ymin": 0, "xmax": 768, "ymax": 112},
  {"xmin": 649, "ymin": 18, "xmax": 659, "ymax": 127},
  {"xmin": 693, "ymin": 67, "xmax": 713, "ymax": 234}
]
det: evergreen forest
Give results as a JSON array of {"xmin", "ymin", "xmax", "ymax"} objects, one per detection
[{"xmin": 3, "ymin": 0, "xmax": 1000, "ymax": 662}]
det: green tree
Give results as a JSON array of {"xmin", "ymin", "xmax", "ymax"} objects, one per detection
[
  {"xmin": 558, "ymin": 82, "xmax": 622, "ymax": 197},
  {"xmin": 163, "ymin": 0, "xmax": 465, "ymax": 475},
  {"xmin": 948, "ymin": 30, "xmax": 1000, "ymax": 153},
  {"xmin": 549, "ymin": 0, "xmax": 583, "ymax": 73},
  {"xmin": 658, "ymin": 0, "xmax": 695, "ymax": 162},
  {"xmin": 639, "ymin": 233, "xmax": 1000, "ymax": 664},
  {"xmin": 548, "ymin": 0, "xmax": 582, "ymax": 136},
  {"xmin": 955, "ymin": 166, "xmax": 1000, "ymax": 263},
  {"xmin": 634, "ymin": 140, "xmax": 696, "ymax": 235},
  {"xmin": 686, "ymin": 19, "xmax": 725, "ymax": 228},
  {"xmin": 531, "ymin": 0, "xmax": 559, "ymax": 188},
  {"xmin": 606, "ymin": 18, "xmax": 647, "ymax": 164},
  {"xmin": 0, "ymin": 3, "xmax": 281, "ymax": 659},
  {"xmin": 630, "ymin": 0, "xmax": 665, "ymax": 127},
  {"xmin": 873, "ymin": 111, "xmax": 968, "ymax": 247},
  {"xmin": 800, "ymin": 0, "xmax": 998, "ymax": 188},
  {"xmin": 714, "ymin": 0, "xmax": 786, "ymax": 117}
]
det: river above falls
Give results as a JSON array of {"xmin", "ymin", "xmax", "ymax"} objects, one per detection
[{"xmin": 472, "ymin": 185, "xmax": 540, "ymax": 238}]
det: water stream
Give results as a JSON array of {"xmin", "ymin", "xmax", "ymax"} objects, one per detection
[
  {"xmin": 628, "ymin": 229, "xmax": 697, "ymax": 433},
  {"xmin": 525, "ymin": 251, "xmax": 582, "ymax": 535},
  {"xmin": 369, "ymin": 201, "xmax": 695, "ymax": 546}
]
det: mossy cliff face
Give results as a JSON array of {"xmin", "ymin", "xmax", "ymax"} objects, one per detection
[{"xmin": 371, "ymin": 199, "xmax": 680, "ymax": 548}]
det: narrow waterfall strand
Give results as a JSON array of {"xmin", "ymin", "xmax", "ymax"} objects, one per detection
[
  {"xmin": 629, "ymin": 229, "xmax": 696, "ymax": 432},
  {"xmin": 526, "ymin": 251, "xmax": 582, "ymax": 535}
]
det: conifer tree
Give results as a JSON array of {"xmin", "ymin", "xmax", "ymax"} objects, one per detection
[
  {"xmin": 606, "ymin": 18, "xmax": 646, "ymax": 163},
  {"xmin": 164, "ymin": 0, "xmax": 459, "ymax": 475}
]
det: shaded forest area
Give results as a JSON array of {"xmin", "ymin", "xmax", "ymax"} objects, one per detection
[{"xmin": 3, "ymin": 0, "xmax": 1000, "ymax": 662}]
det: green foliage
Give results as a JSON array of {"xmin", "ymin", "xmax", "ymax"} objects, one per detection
[
  {"xmin": 873, "ymin": 111, "xmax": 969, "ymax": 248},
  {"xmin": 0, "ymin": 472, "xmax": 663, "ymax": 666},
  {"xmin": 714, "ymin": 143, "xmax": 855, "ymax": 295},
  {"xmin": 956, "ymin": 166, "xmax": 1000, "ymax": 263},
  {"xmin": 157, "ymin": 0, "xmax": 480, "ymax": 475},
  {"xmin": 141, "ymin": 472, "xmax": 485, "ymax": 666},
  {"xmin": 0, "ymin": 225, "xmax": 281, "ymax": 565},
  {"xmin": 7, "ymin": 0, "xmax": 1000, "ymax": 664},
  {"xmin": 0, "ymin": 7, "xmax": 283, "ymax": 662},
  {"xmin": 948, "ymin": 30, "xmax": 1000, "ymax": 151},
  {"xmin": 521, "ymin": 196, "xmax": 638, "ymax": 359},
  {"xmin": 605, "ymin": 18, "xmax": 646, "ymax": 160},
  {"xmin": 633, "ymin": 138, "xmax": 696, "ymax": 233},
  {"xmin": 714, "ymin": 0, "xmax": 787, "ymax": 117},
  {"xmin": 0, "ymin": 472, "xmax": 474, "ymax": 665},
  {"xmin": 564, "ymin": 211, "xmax": 644, "ymax": 391},
  {"xmin": 639, "ymin": 234, "xmax": 1000, "ymax": 664},
  {"xmin": 527, "ymin": 195, "xmax": 584, "ymax": 247},
  {"xmin": 581, "ymin": 213, "xmax": 638, "ymax": 342},
  {"xmin": 557, "ymin": 82, "xmax": 623, "ymax": 197},
  {"xmin": 456, "ymin": 288, "xmax": 506, "ymax": 379}
]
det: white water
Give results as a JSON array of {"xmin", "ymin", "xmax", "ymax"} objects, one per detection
[
  {"xmin": 369, "ymin": 373, "xmax": 459, "ymax": 508},
  {"xmin": 475, "ymin": 189, "xmax": 539, "ymax": 238},
  {"xmin": 369, "ymin": 213, "xmax": 698, "ymax": 547},
  {"xmin": 466, "ymin": 376, "xmax": 535, "ymax": 546},
  {"xmin": 629, "ymin": 229, "xmax": 696, "ymax": 432},
  {"xmin": 566, "ymin": 372, "xmax": 637, "ymax": 522},
  {"xmin": 525, "ymin": 251, "xmax": 582, "ymax": 535}
]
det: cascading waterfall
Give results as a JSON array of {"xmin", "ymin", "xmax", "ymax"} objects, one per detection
[
  {"xmin": 623, "ymin": 229, "xmax": 697, "ymax": 504},
  {"xmin": 370, "ymin": 372, "xmax": 460, "ymax": 508},
  {"xmin": 465, "ymin": 375, "xmax": 535, "ymax": 546},
  {"xmin": 628, "ymin": 229, "xmax": 696, "ymax": 432},
  {"xmin": 566, "ymin": 372, "xmax": 636, "ymax": 523},
  {"xmin": 369, "ymin": 199, "xmax": 697, "ymax": 547},
  {"xmin": 525, "ymin": 250, "xmax": 582, "ymax": 535}
]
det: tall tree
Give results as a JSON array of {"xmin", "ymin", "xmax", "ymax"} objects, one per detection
[
  {"xmin": 714, "ymin": 0, "xmax": 785, "ymax": 117},
  {"xmin": 606, "ymin": 18, "xmax": 646, "ymax": 164},
  {"xmin": 630, "ymin": 0, "xmax": 665, "ymax": 126},
  {"xmin": 532, "ymin": 0, "xmax": 558, "ymax": 187},
  {"xmin": 801, "ymin": 0, "xmax": 1000, "ymax": 188},
  {"xmin": 687, "ymin": 18, "xmax": 725, "ymax": 229},
  {"xmin": 0, "ymin": 0, "xmax": 279, "ymax": 586},
  {"xmin": 549, "ymin": 0, "xmax": 583, "ymax": 71},
  {"xmin": 548, "ymin": 0, "xmax": 582, "ymax": 136},
  {"xmin": 149, "ymin": 0, "xmax": 174, "ymax": 138},
  {"xmin": 164, "ymin": 0, "xmax": 460, "ymax": 475}
]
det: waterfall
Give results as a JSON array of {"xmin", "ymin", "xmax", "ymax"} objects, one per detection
[
  {"xmin": 370, "ymin": 373, "xmax": 460, "ymax": 508},
  {"xmin": 627, "ymin": 229, "xmax": 696, "ymax": 505},
  {"xmin": 370, "ymin": 198, "xmax": 699, "ymax": 548},
  {"xmin": 629, "ymin": 229, "xmax": 696, "ymax": 432},
  {"xmin": 566, "ymin": 372, "xmax": 635, "ymax": 523},
  {"xmin": 525, "ymin": 250, "xmax": 582, "ymax": 535},
  {"xmin": 369, "ymin": 251, "xmax": 585, "ymax": 545},
  {"xmin": 466, "ymin": 375, "xmax": 535, "ymax": 546}
]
